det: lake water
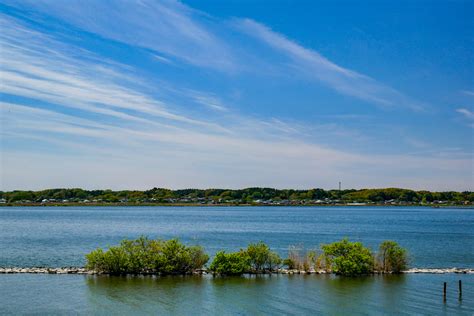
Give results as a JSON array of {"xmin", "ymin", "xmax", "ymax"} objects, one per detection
[{"xmin": 0, "ymin": 206, "xmax": 473, "ymax": 314}]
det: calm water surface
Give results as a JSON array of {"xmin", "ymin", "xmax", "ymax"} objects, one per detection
[
  {"xmin": 0, "ymin": 274, "xmax": 473, "ymax": 315},
  {"xmin": 0, "ymin": 206, "xmax": 473, "ymax": 314},
  {"xmin": 0, "ymin": 206, "xmax": 472, "ymax": 267}
]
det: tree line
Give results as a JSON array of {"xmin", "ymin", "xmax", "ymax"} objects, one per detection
[{"xmin": 1, "ymin": 187, "xmax": 472, "ymax": 204}]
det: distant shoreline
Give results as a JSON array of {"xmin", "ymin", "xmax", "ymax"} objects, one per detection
[{"xmin": 2, "ymin": 187, "xmax": 472, "ymax": 207}]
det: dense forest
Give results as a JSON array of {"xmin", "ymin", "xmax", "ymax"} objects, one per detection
[{"xmin": 0, "ymin": 187, "xmax": 472, "ymax": 205}]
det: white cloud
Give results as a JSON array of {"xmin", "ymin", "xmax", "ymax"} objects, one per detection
[
  {"xmin": 3, "ymin": 0, "xmax": 236, "ymax": 71},
  {"xmin": 0, "ymin": 15, "xmax": 231, "ymax": 133},
  {"xmin": 153, "ymin": 54, "xmax": 173, "ymax": 64},
  {"xmin": 456, "ymin": 108, "xmax": 474, "ymax": 120},
  {"xmin": 461, "ymin": 90, "xmax": 474, "ymax": 97},
  {"xmin": 3, "ymin": 100, "xmax": 473, "ymax": 191},
  {"xmin": 187, "ymin": 91, "xmax": 228, "ymax": 111},
  {"xmin": 0, "ymin": 5, "xmax": 472, "ymax": 191},
  {"xmin": 4, "ymin": 0, "xmax": 424, "ymax": 111},
  {"xmin": 235, "ymin": 19, "xmax": 424, "ymax": 110}
]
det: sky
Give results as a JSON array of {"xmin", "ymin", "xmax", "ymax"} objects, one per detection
[{"xmin": 0, "ymin": 0, "xmax": 473, "ymax": 191}]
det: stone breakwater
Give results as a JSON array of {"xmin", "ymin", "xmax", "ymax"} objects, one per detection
[
  {"xmin": 0, "ymin": 267, "xmax": 473, "ymax": 275},
  {"xmin": 403, "ymin": 268, "xmax": 474, "ymax": 274},
  {"xmin": 0, "ymin": 267, "xmax": 91, "ymax": 274}
]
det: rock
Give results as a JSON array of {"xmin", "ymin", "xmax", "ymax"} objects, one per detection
[
  {"xmin": 0, "ymin": 266, "xmax": 472, "ymax": 275},
  {"xmin": 402, "ymin": 268, "xmax": 474, "ymax": 274}
]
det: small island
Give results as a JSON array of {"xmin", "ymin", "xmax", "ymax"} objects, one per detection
[
  {"xmin": 84, "ymin": 237, "xmax": 408, "ymax": 276},
  {"xmin": 2, "ymin": 237, "xmax": 473, "ymax": 276},
  {"xmin": 4, "ymin": 237, "xmax": 471, "ymax": 276}
]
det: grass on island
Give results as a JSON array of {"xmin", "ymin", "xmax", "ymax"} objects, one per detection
[{"xmin": 85, "ymin": 237, "xmax": 408, "ymax": 276}]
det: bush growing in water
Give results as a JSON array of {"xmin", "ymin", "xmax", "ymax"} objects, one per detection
[
  {"xmin": 246, "ymin": 242, "xmax": 282, "ymax": 272},
  {"xmin": 209, "ymin": 242, "xmax": 282, "ymax": 275},
  {"xmin": 376, "ymin": 240, "xmax": 408, "ymax": 273},
  {"xmin": 86, "ymin": 237, "xmax": 407, "ymax": 276},
  {"xmin": 208, "ymin": 251, "xmax": 251, "ymax": 275},
  {"xmin": 85, "ymin": 236, "xmax": 208, "ymax": 275},
  {"xmin": 321, "ymin": 238, "xmax": 374, "ymax": 276}
]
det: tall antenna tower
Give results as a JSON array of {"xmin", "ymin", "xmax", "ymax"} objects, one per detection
[{"xmin": 338, "ymin": 181, "xmax": 341, "ymax": 191}]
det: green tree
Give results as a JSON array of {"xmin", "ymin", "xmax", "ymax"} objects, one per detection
[
  {"xmin": 267, "ymin": 251, "xmax": 282, "ymax": 271},
  {"xmin": 377, "ymin": 241, "xmax": 408, "ymax": 273},
  {"xmin": 322, "ymin": 238, "xmax": 374, "ymax": 276},
  {"xmin": 246, "ymin": 242, "xmax": 270, "ymax": 271},
  {"xmin": 209, "ymin": 251, "xmax": 250, "ymax": 275},
  {"xmin": 246, "ymin": 242, "xmax": 281, "ymax": 272},
  {"xmin": 85, "ymin": 237, "xmax": 208, "ymax": 275}
]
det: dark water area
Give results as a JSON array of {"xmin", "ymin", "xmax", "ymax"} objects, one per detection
[{"xmin": 1, "ymin": 206, "xmax": 473, "ymax": 314}]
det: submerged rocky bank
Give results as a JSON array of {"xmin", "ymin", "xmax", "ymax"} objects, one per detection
[{"xmin": 1, "ymin": 267, "xmax": 473, "ymax": 275}]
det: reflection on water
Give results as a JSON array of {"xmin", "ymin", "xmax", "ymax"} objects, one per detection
[
  {"xmin": 0, "ymin": 274, "xmax": 472, "ymax": 314},
  {"xmin": 81, "ymin": 274, "xmax": 473, "ymax": 315},
  {"xmin": 86, "ymin": 275, "xmax": 209, "ymax": 314}
]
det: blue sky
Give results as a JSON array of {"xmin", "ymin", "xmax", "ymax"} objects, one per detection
[{"xmin": 0, "ymin": 0, "xmax": 473, "ymax": 191}]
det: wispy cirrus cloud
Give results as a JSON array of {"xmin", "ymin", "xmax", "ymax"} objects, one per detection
[
  {"xmin": 0, "ymin": 14, "xmax": 231, "ymax": 133},
  {"xmin": 1, "ymin": 1, "xmax": 471, "ymax": 191},
  {"xmin": 235, "ymin": 19, "xmax": 425, "ymax": 110},
  {"xmin": 461, "ymin": 90, "xmax": 474, "ymax": 97},
  {"xmin": 187, "ymin": 90, "xmax": 228, "ymax": 112},
  {"xmin": 4, "ymin": 0, "xmax": 424, "ymax": 111},
  {"xmin": 456, "ymin": 108, "xmax": 474, "ymax": 120},
  {"xmin": 2, "ymin": 0, "xmax": 236, "ymax": 71},
  {"xmin": 456, "ymin": 108, "xmax": 474, "ymax": 128}
]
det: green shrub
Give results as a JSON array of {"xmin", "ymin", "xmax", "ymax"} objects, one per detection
[
  {"xmin": 188, "ymin": 245, "xmax": 210, "ymax": 271},
  {"xmin": 322, "ymin": 238, "xmax": 374, "ymax": 276},
  {"xmin": 377, "ymin": 241, "xmax": 408, "ymax": 273},
  {"xmin": 246, "ymin": 242, "xmax": 282, "ymax": 272},
  {"xmin": 118, "ymin": 236, "xmax": 158, "ymax": 273},
  {"xmin": 209, "ymin": 251, "xmax": 251, "ymax": 275},
  {"xmin": 247, "ymin": 242, "xmax": 270, "ymax": 271},
  {"xmin": 267, "ymin": 250, "xmax": 282, "ymax": 271},
  {"xmin": 160, "ymin": 239, "xmax": 193, "ymax": 274},
  {"xmin": 85, "ymin": 236, "xmax": 208, "ymax": 275},
  {"xmin": 85, "ymin": 245, "xmax": 130, "ymax": 274},
  {"xmin": 283, "ymin": 258, "xmax": 296, "ymax": 269},
  {"xmin": 86, "ymin": 237, "xmax": 408, "ymax": 276},
  {"xmin": 85, "ymin": 248, "xmax": 106, "ymax": 272}
]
